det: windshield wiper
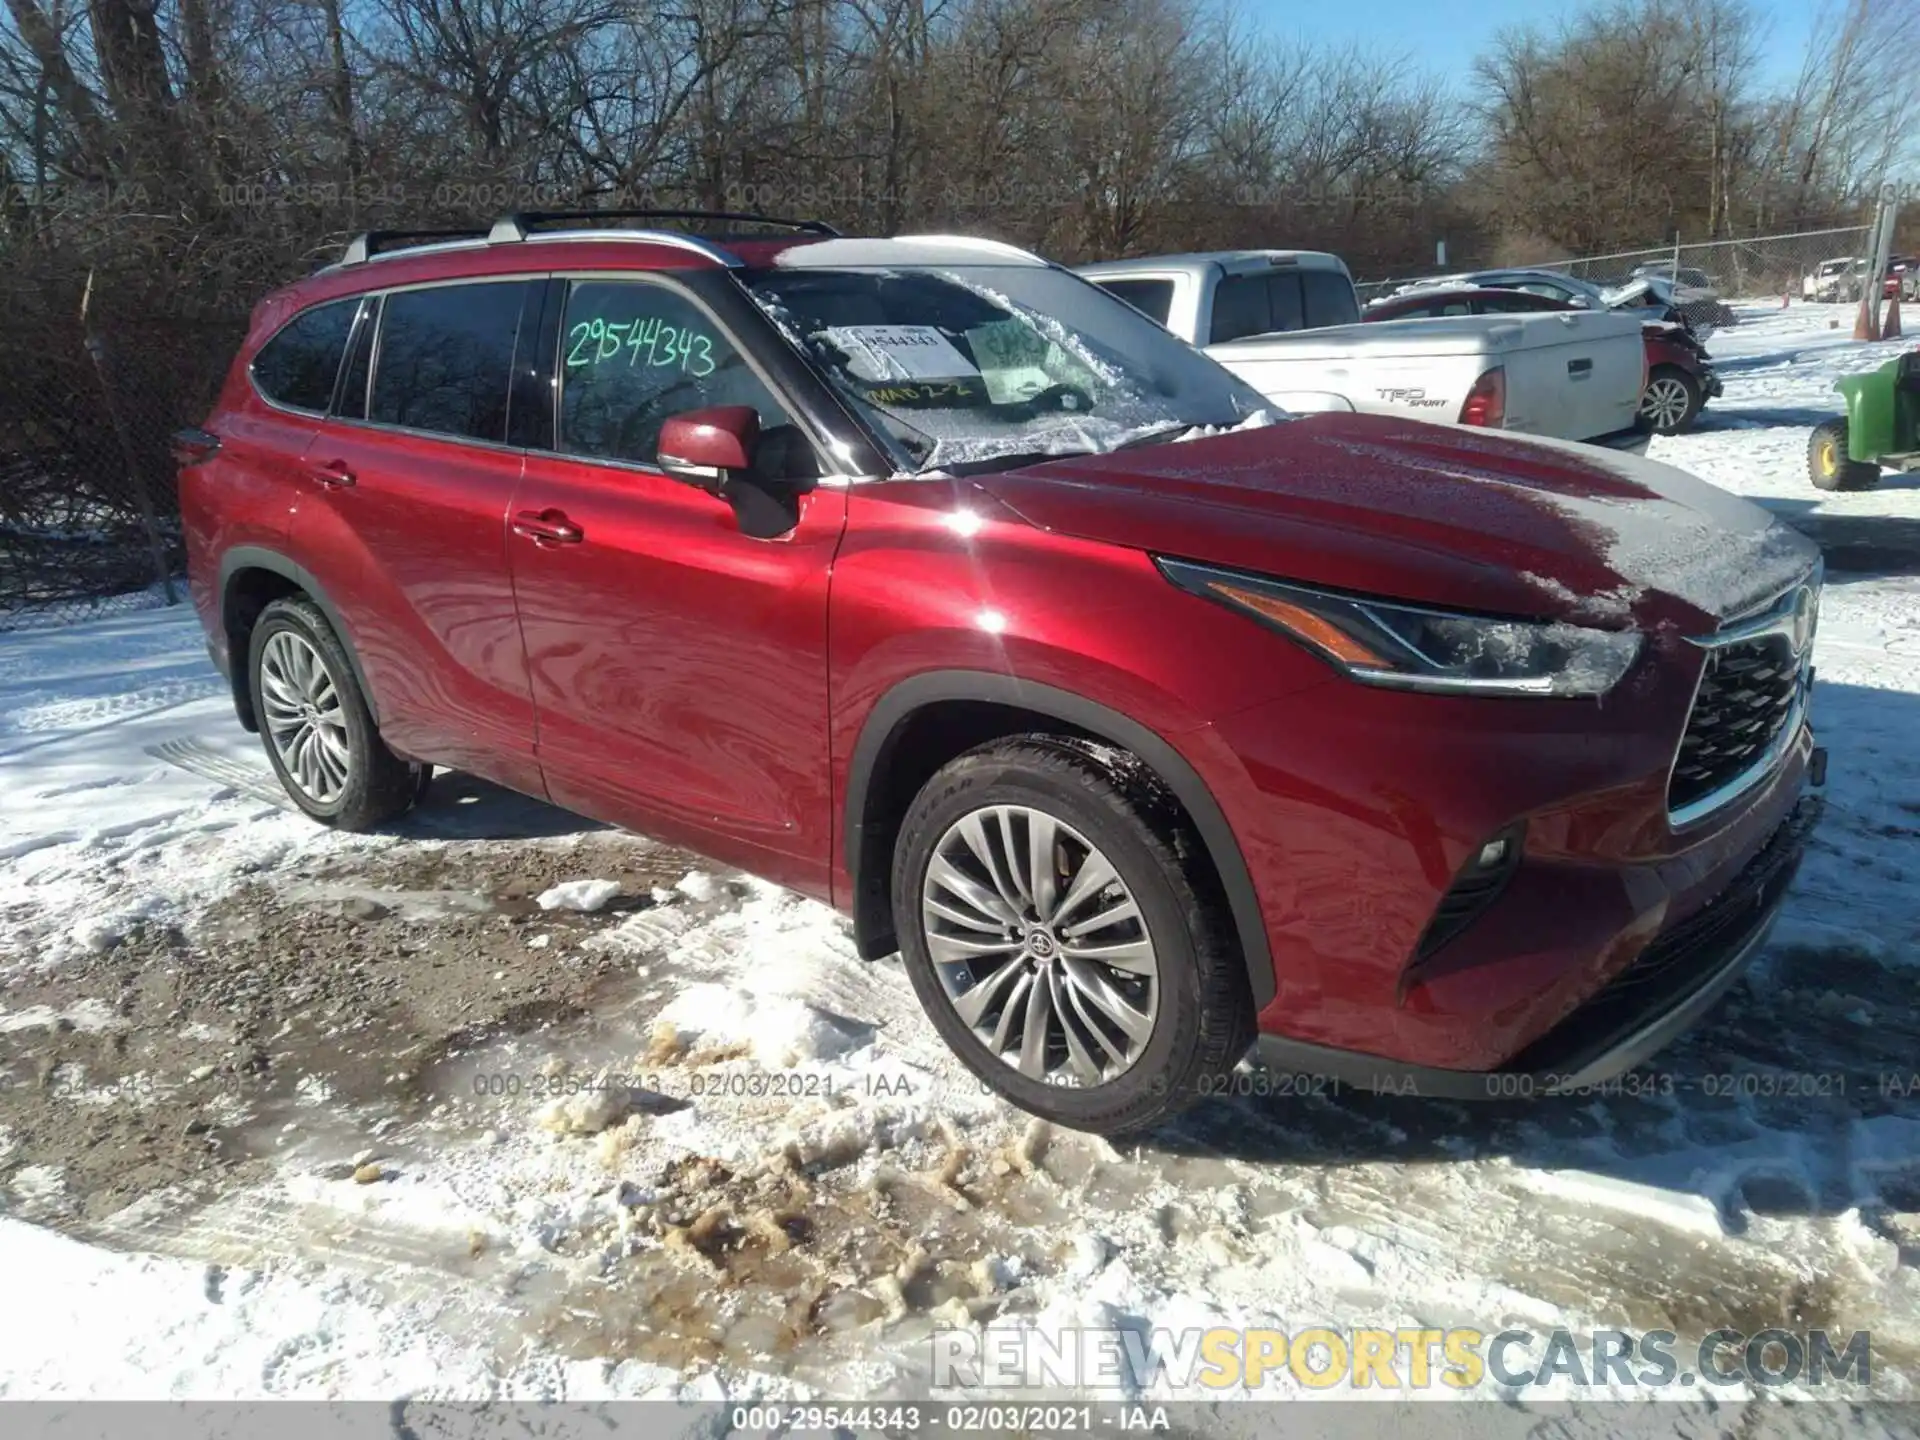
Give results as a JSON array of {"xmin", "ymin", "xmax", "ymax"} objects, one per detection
[
  {"xmin": 934, "ymin": 447, "xmax": 1102, "ymax": 478},
  {"xmin": 1108, "ymin": 423, "xmax": 1197, "ymax": 452}
]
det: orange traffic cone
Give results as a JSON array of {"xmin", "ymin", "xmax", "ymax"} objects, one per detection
[
  {"xmin": 1885, "ymin": 287, "xmax": 1903, "ymax": 340},
  {"xmin": 1854, "ymin": 291, "xmax": 1880, "ymax": 340}
]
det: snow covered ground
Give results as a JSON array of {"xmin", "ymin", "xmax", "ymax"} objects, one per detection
[{"xmin": 1, "ymin": 302, "xmax": 1918, "ymax": 1416}]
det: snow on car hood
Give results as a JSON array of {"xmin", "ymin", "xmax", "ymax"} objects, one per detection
[{"xmin": 973, "ymin": 412, "xmax": 1819, "ymax": 630}]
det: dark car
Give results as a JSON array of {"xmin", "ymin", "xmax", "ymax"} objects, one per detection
[
  {"xmin": 1364, "ymin": 286, "xmax": 1723, "ymax": 433},
  {"xmin": 175, "ymin": 212, "xmax": 1824, "ymax": 1133}
]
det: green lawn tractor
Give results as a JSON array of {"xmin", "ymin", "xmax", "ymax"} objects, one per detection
[{"xmin": 1809, "ymin": 349, "xmax": 1920, "ymax": 491}]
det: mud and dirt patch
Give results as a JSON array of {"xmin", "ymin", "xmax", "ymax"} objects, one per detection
[
  {"xmin": 0, "ymin": 832, "xmax": 699, "ymax": 1220},
  {"xmin": 510, "ymin": 1112, "xmax": 1081, "ymax": 1379}
]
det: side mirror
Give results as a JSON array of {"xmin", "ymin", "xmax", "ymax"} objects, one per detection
[{"xmin": 657, "ymin": 406, "xmax": 760, "ymax": 492}]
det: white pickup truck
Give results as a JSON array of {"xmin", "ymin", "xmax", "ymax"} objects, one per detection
[{"xmin": 1077, "ymin": 250, "xmax": 1649, "ymax": 446}]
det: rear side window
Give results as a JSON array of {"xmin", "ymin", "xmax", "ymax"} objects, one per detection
[
  {"xmin": 1267, "ymin": 276, "xmax": 1306, "ymax": 332},
  {"xmin": 1095, "ymin": 279, "xmax": 1175, "ymax": 327},
  {"xmin": 1300, "ymin": 269, "xmax": 1359, "ymax": 327},
  {"xmin": 371, "ymin": 281, "xmax": 529, "ymax": 442},
  {"xmin": 1481, "ymin": 292, "xmax": 1557, "ymax": 313},
  {"xmin": 251, "ymin": 298, "xmax": 357, "ymax": 413},
  {"xmin": 1209, "ymin": 275, "xmax": 1270, "ymax": 344},
  {"xmin": 557, "ymin": 280, "xmax": 794, "ymax": 469},
  {"xmin": 1210, "ymin": 269, "xmax": 1358, "ymax": 343}
]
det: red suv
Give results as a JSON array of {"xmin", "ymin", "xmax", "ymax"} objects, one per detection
[{"xmin": 178, "ymin": 211, "xmax": 1826, "ymax": 1133}]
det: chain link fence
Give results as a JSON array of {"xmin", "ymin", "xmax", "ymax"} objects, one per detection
[
  {"xmin": 1355, "ymin": 225, "xmax": 1887, "ymax": 313},
  {"xmin": 0, "ymin": 281, "xmax": 247, "ymax": 632}
]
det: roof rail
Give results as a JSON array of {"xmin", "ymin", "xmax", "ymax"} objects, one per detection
[
  {"xmin": 487, "ymin": 209, "xmax": 840, "ymax": 242},
  {"xmin": 339, "ymin": 228, "xmax": 490, "ymax": 266},
  {"xmin": 890, "ymin": 233, "xmax": 1047, "ymax": 264}
]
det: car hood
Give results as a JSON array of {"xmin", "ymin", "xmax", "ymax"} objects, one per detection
[{"xmin": 972, "ymin": 413, "xmax": 1819, "ymax": 631}]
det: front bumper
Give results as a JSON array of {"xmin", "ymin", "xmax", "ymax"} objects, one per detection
[{"xmin": 1252, "ymin": 789, "xmax": 1822, "ymax": 1099}]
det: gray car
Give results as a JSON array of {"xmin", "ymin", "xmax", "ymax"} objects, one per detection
[{"xmin": 1383, "ymin": 268, "xmax": 1613, "ymax": 310}]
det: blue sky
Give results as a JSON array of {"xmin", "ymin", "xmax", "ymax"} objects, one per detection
[{"xmin": 1245, "ymin": 0, "xmax": 1823, "ymax": 91}]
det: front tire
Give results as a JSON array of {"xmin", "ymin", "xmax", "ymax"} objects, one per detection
[
  {"xmin": 249, "ymin": 597, "xmax": 424, "ymax": 830},
  {"xmin": 1639, "ymin": 366, "xmax": 1702, "ymax": 434},
  {"xmin": 890, "ymin": 736, "xmax": 1254, "ymax": 1135},
  {"xmin": 1807, "ymin": 418, "xmax": 1879, "ymax": 491}
]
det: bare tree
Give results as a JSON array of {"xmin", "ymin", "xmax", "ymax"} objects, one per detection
[{"xmin": 1755, "ymin": 0, "xmax": 1919, "ymax": 229}]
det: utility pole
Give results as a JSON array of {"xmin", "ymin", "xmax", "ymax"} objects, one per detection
[{"xmin": 1864, "ymin": 181, "xmax": 1899, "ymax": 339}]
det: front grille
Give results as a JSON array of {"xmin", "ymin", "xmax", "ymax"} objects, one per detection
[
  {"xmin": 1669, "ymin": 638, "xmax": 1801, "ymax": 809},
  {"xmin": 1668, "ymin": 608, "xmax": 1808, "ymax": 819}
]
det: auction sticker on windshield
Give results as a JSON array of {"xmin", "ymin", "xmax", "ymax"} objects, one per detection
[{"xmin": 823, "ymin": 325, "xmax": 980, "ymax": 382}]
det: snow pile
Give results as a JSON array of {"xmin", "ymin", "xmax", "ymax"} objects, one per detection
[
  {"xmin": 1172, "ymin": 409, "xmax": 1284, "ymax": 441},
  {"xmin": 0, "ymin": 998, "xmax": 125, "ymax": 1034},
  {"xmin": 673, "ymin": 871, "xmax": 720, "ymax": 902},
  {"xmin": 652, "ymin": 982, "xmax": 866, "ymax": 1069},
  {"xmin": 536, "ymin": 879, "xmax": 622, "ymax": 913},
  {"xmin": 0, "ymin": 1216, "xmax": 553, "ymax": 1398}
]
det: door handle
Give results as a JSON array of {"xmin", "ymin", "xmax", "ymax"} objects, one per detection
[
  {"xmin": 511, "ymin": 509, "xmax": 583, "ymax": 545},
  {"xmin": 1567, "ymin": 358, "xmax": 1593, "ymax": 378},
  {"xmin": 310, "ymin": 460, "xmax": 356, "ymax": 487}
]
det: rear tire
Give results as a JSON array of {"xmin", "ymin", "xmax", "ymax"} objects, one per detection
[
  {"xmin": 248, "ymin": 597, "xmax": 424, "ymax": 830},
  {"xmin": 1807, "ymin": 418, "xmax": 1879, "ymax": 492},
  {"xmin": 890, "ymin": 735, "xmax": 1254, "ymax": 1135}
]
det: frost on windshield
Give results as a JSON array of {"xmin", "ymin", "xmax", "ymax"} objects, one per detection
[{"xmin": 745, "ymin": 262, "xmax": 1274, "ymax": 476}]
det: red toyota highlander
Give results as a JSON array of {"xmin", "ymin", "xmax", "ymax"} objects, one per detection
[{"xmin": 176, "ymin": 212, "xmax": 1826, "ymax": 1133}]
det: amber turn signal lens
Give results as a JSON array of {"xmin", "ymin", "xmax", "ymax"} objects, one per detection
[{"xmin": 1208, "ymin": 582, "xmax": 1388, "ymax": 665}]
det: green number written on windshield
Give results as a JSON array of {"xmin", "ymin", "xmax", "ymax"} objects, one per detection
[{"xmin": 565, "ymin": 315, "xmax": 716, "ymax": 378}]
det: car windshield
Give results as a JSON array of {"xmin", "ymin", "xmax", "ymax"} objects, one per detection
[{"xmin": 742, "ymin": 263, "xmax": 1275, "ymax": 475}]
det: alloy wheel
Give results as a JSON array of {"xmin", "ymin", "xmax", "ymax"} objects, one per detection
[
  {"xmin": 258, "ymin": 630, "xmax": 353, "ymax": 805},
  {"xmin": 1640, "ymin": 375, "xmax": 1693, "ymax": 430},
  {"xmin": 920, "ymin": 805, "xmax": 1159, "ymax": 1086}
]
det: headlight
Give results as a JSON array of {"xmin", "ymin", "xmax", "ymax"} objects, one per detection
[{"xmin": 1158, "ymin": 558, "xmax": 1642, "ymax": 698}]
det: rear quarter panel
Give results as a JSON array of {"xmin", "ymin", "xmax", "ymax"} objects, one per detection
[{"xmin": 181, "ymin": 339, "xmax": 314, "ymax": 663}]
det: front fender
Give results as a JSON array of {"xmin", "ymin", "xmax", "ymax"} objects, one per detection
[
  {"xmin": 1836, "ymin": 362, "xmax": 1898, "ymax": 462},
  {"xmin": 841, "ymin": 669, "xmax": 1280, "ymax": 1009}
]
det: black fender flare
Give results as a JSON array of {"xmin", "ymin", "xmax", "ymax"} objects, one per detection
[
  {"xmin": 217, "ymin": 546, "xmax": 380, "ymax": 728},
  {"xmin": 842, "ymin": 671, "xmax": 1276, "ymax": 1009}
]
